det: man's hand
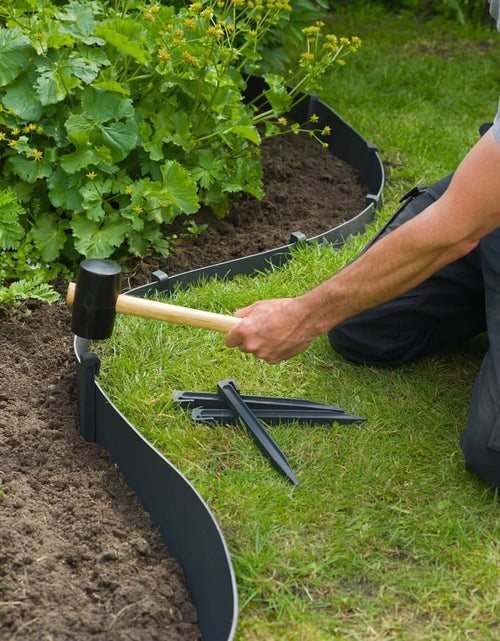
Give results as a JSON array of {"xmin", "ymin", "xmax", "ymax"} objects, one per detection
[{"xmin": 225, "ymin": 297, "xmax": 320, "ymax": 364}]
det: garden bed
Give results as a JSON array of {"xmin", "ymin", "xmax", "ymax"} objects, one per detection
[{"xmin": 0, "ymin": 125, "xmax": 381, "ymax": 639}]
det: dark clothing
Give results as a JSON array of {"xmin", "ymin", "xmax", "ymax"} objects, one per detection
[{"xmin": 329, "ymin": 165, "xmax": 500, "ymax": 488}]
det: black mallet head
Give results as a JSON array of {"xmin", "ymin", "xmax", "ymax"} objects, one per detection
[{"xmin": 69, "ymin": 259, "xmax": 122, "ymax": 340}]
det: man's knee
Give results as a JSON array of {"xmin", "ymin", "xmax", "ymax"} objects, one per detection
[
  {"xmin": 329, "ymin": 320, "xmax": 395, "ymax": 366},
  {"xmin": 460, "ymin": 425, "xmax": 500, "ymax": 489},
  {"xmin": 329, "ymin": 312, "xmax": 433, "ymax": 367},
  {"xmin": 461, "ymin": 360, "xmax": 500, "ymax": 489}
]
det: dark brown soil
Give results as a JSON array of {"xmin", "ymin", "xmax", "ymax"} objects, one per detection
[{"xmin": 0, "ymin": 131, "xmax": 369, "ymax": 640}]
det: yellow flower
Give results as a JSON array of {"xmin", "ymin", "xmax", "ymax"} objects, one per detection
[
  {"xmin": 0, "ymin": 132, "xmax": 6, "ymax": 140},
  {"xmin": 321, "ymin": 126, "xmax": 331, "ymax": 136},
  {"xmin": 32, "ymin": 149, "xmax": 43, "ymax": 161},
  {"xmin": 133, "ymin": 206, "xmax": 144, "ymax": 214},
  {"xmin": 302, "ymin": 26, "xmax": 320, "ymax": 38},
  {"xmin": 158, "ymin": 48, "xmax": 171, "ymax": 61},
  {"xmin": 182, "ymin": 51, "xmax": 198, "ymax": 67},
  {"xmin": 125, "ymin": 185, "xmax": 133, "ymax": 195},
  {"xmin": 207, "ymin": 25, "xmax": 223, "ymax": 39},
  {"xmin": 184, "ymin": 19, "xmax": 196, "ymax": 30},
  {"xmin": 86, "ymin": 171, "xmax": 97, "ymax": 180},
  {"xmin": 300, "ymin": 52, "xmax": 314, "ymax": 62},
  {"xmin": 310, "ymin": 113, "xmax": 319, "ymax": 123}
]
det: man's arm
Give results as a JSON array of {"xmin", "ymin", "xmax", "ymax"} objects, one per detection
[{"xmin": 225, "ymin": 128, "xmax": 500, "ymax": 364}]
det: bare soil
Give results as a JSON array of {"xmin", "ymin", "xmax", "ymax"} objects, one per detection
[{"xmin": 0, "ymin": 131, "xmax": 369, "ymax": 640}]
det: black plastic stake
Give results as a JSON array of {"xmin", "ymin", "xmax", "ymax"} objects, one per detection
[
  {"xmin": 173, "ymin": 389, "xmax": 344, "ymax": 413},
  {"xmin": 216, "ymin": 379, "xmax": 299, "ymax": 486},
  {"xmin": 191, "ymin": 408, "xmax": 366, "ymax": 426}
]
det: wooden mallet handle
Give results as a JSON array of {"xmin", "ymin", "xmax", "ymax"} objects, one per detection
[{"xmin": 67, "ymin": 282, "xmax": 240, "ymax": 334}]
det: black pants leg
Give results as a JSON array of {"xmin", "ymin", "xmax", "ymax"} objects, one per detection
[{"xmin": 460, "ymin": 227, "xmax": 500, "ymax": 487}]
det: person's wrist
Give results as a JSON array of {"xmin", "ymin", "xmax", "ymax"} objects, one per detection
[{"xmin": 294, "ymin": 292, "xmax": 331, "ymax": 338}]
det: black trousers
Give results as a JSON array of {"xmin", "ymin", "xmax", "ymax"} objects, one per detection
[{"xmin": 329, "ymin": 174, "xmax": 500, "ymax": 488}]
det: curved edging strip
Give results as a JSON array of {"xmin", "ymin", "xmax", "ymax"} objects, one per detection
[
  {"xmin": 74, "ymin": 338, "xmax": 238, "ymax": 641},
  {"xmin": 72, "ymin": 95, "xmax": 384, "ymax": 640}
]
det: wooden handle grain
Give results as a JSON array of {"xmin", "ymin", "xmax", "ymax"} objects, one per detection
[{"xmin": 66, "ymin": 282, "xmax": 240, "ymax": 334}]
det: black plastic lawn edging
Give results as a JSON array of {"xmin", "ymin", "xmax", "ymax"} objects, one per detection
[{"xmin": 72, "ymin": 88, "xmax": 384, "ymax": 641}]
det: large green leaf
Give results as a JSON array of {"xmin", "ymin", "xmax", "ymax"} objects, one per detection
[
  {"xmin": 72, "ymin": 213, "xmax": 129, "ymax": 258},
  {"xmin": 93, "ymin": 79, "xmax": 130, "ymax": 96},
  {"xmin": 81, "ymin": 86, "xmax": 134, "ymax": 124},
  {"xmin": 189, "ymin": 150, "xmax": 227, "ymax": 190},
  {"xmin": 2, "ymin": 71, "xmax": 43, "ymax": 121},
  {"xmin": 31, "ymin": 212, "xmax": 67, "ymax": 261},
  {"xmin": 0, "ymin": 28, "xmax": 29, "ymax": 87},
  {"xmin": 47, "ymin": 168, "xmax": 83, "ymax": 211},
  {"xmin": 60, "ymin": 145, "xmax": 113, "ymax": 173},
  {"xmin": 160, "ymin": 161, "xmax": 199, "ymax": 214},
  {"xmin": 65, "ymin": 113, "xmax": 94, "ymax": 144},
  {"xmin": 232, "ymin": 125, "xmax": 261, "ymax": 145},
  {"xmin": 56, "ymin": 3, "xmax": 106, "ymax": 45},
  {"xmin": 127, "ymin": 223, "xmax": 170, "ymax": 257},
  {"xmin": 35, "ymin": 57, "xmax": 80, "ymax": 105},
  {"xmin": 69, "ymin": 87, "xmax": 139, "ymax": 161},
  {"xmin": 7, "ymin": 155, "xmax": 52, "ymax": 183},
  {"xmin": 98, "ymin": 119, "xmax": 139, "ymax": 162},
  {"xmin": 95, "ymin": 19, "xmax": 150, "ymax": 65}
]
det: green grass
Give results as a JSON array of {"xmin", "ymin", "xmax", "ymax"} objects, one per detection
[{"xmin": 97, "ymin": 7, "xmax": 500, "ymax": 641}]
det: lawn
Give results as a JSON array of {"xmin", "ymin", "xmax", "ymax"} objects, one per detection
[{"xmin": 98, "ymin": 6, "xmax": 500, "ymax": 640}]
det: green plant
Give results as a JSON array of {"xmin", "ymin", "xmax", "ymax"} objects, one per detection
[
  {"xmin": 0, "ymin": 0, "xmax": 360, "ymax": 271},
  {"xmin": 0, "ymin": 186, "xmax": 60, "ymax": 303}
]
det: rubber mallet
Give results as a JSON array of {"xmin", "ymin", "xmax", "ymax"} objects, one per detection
[{"xmin": 66, "ymin": 259, "xmax": 240, "ymax": 340}]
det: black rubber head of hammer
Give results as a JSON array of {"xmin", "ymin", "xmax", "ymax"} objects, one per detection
[{"xmin": 71, "ymin": 259, "xmax": 122, "ymax": 340}]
